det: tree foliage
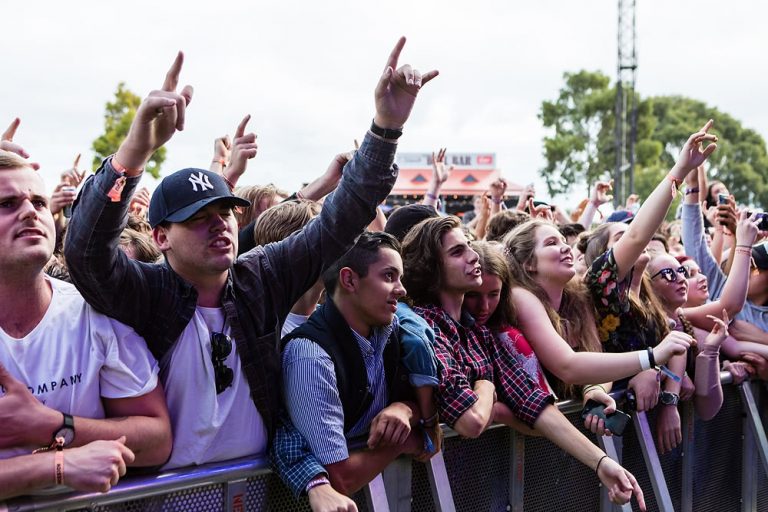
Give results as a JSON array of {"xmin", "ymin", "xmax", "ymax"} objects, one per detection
[
  {"xmin": 539, "ymin": 71, "xmax": 768, "ymax": 209},
  {"xmin": 91, "ymin": 83, "xmax": 166, "ymax": 179}
]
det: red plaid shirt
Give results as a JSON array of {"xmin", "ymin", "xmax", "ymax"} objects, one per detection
[{"xmin": 414, "ymin": 304, "xmax": 552, "ymax": 428}]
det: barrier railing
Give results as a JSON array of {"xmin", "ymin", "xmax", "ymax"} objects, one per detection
[{"xmin": 3, "ymin": 377, "xmax": 766, "ymax": 512}]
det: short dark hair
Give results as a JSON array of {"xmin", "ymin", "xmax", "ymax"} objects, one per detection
[
  {"xmin": 486, "ymin": 210, "xmax": 530, "ymax": 242},
  {"xmin": 322, "ymin": 231, "xmax": 401, "ymax": 296},
  {"xmin": 559, "ymin": 222, "xmax": 586, "ymax": 240}
]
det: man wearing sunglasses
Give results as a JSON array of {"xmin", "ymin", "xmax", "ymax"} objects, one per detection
[{"xmin": 65, "ymin": 39, "xmax": 437, "ymax": 490}]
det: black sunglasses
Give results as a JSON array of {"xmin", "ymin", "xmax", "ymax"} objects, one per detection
[
  {"xmin": 650, "ymin": 266, "xmax": 690, "ymax": 283},
  {"xmin": 211, "ymin": 332, "xmax": 234, "ymax": 394}
]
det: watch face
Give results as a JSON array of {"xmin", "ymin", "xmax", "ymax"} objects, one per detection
[
  {"xmin": 55, "ymin": 426, "xmax": 75, "ymax": 445},
  {"xmin": 660, "ymin": 392, "xmax": 678, "ymax": 405}
]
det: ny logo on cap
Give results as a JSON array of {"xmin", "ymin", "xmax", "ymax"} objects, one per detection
[{"xmin": 188, "ymin": 172, "xmax": 214, "ymax": 192}]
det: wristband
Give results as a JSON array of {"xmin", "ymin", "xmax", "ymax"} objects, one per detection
[
  {"xmin": 222, "ymin": 175, "xmax": 235, "ymax": 192},
  {"xmin": 595, "ymin": 454, "xmax": 609, "ymax": 474},
  {"xmin": 110, "ymin": 155, "xmax": 143, "ymax": 176},
  {"xmin": 369, "ymin": 120, "xmax": 402, "ymax": 140},
  {"xmin": 54, "ymin": 437, "xmax": 65, "ymax": 485},
  {"xmin": 736, "ymin": 244, "xmax": 753, "ymax": 248},
  {"xmin": 684, "ymin": 187, "xmax": 699, "ymax": 195},
  {"xmin": 491, "ymin": 198, "xmax": 502, "ymax": 205},
  {"xmin": 666, "ymin": 174, "xmax": 682, "ymax": 198},
  {"xmin": 735, "ymin": 247, "xmax": 752, "ymax": 256},
  {"xmin": 647, "ymin": 346, "xmax": 657, "ymax": 369},
  {"xmin": 425, "ymin": 192, "xmax": 438, "ymax": 201},
  {"xmin": 305, "ymin": 475, "xmax": 330, "ymax": 493},
  {"xmin": 638, "ymin": 349, "xmax": 651, "ymax": 371}
]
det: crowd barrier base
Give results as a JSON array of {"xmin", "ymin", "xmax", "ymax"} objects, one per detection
[{"xmin": 3, "ymin": 380, "xmax": 767, "ymax": 512}]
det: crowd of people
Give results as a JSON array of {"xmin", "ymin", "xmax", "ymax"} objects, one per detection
[{"xmin": 1, "ymin": 39, "xmax": 767, "ymax": 512}]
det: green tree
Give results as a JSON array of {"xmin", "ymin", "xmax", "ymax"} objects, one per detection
[
  {"xmin": 539, "ymin": 72, "xmax": 768, "ymax": 210},
  {"xmin": 91, "ymin": 83, "xmax": 166, "ymax": 179}
]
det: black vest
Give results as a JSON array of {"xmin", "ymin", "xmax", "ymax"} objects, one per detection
[{"xmin": 282, "ymin": 298, "xmax": 411, "ymax": 433}]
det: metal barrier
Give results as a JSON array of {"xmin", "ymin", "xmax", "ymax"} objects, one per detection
[{"xmin": 3, "ymin": 380, "xmax": 767, "ymax": 512}]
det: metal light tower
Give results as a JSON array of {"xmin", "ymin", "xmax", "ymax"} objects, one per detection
[{"xmin": 614, "ymin": 0, "xmax": 638, "ymax": 207}]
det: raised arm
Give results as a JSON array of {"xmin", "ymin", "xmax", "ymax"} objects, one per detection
[
  {"xmin": 613, "ymin": 121, "xmax": 717, "ymax": 281},
  {"xmin": 422, "ymin": 148, "xmax": 451, "ymax": 207},
  {"xmin": 683, "ymin": 211, "xmax": 760, "ymax": 329},
  {"xmin": 576, "ymin": 180, "xmax": 613, "ymax": 229},
  {"xmin": 259, "ymin": 37, "xmax": 439, "ymax": 311},
  {"xmin": 510, "ymin": 287, "xmax": 690, "ymax": 384}
]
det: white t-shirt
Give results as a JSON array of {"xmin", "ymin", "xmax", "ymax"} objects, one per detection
[
  {"xmin": 281, "ymin": 312, "xmax": 310, "ymax": 338},
  {"xmin": 161, "ymin": 306, "xmax": 268, "ymax": 469},
  {"xmin": 0, "ymin": 278, "xmax": 159, "ymax": 459}
]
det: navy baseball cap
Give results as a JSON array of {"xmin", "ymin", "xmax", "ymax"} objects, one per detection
[
  {"xmin": 605, "ymin": 210, "xmax": 635, "ymax": 224},
  {"xmin": 148, "ymin": 168, "xmax": 250, "ymax": 228}
]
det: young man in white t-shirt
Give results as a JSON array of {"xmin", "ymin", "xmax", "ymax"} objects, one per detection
[{"xmin": 0, "ymin": 146, "xmax": 171, "ymax": 499}]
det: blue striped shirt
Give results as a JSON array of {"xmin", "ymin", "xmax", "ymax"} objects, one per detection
[{"xmin": 281, "ymin": 319, "xmax": 395, "ymax": 465}]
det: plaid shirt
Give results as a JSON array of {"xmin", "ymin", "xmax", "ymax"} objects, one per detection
[{"xmin": 414, "ymin": 304, "xmax": 552, "ymax": 428}]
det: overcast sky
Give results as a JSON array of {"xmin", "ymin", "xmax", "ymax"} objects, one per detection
[{"xmin": 2, "ymin": 0, "xmax": 766, "ymax": 203}]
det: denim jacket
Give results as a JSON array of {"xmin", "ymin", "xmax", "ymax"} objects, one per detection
[{"xmin": 64, "ymin": 132, "xmax": 398, "ymax": 439}]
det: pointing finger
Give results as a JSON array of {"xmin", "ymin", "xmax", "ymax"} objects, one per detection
[
  {"xmin": 235, "ymin": 114, "xmax": 251, "ymax": 139},
  {"xmin": 73, "ymin": 153, "xmax": 81, "ymax": 169},
  {"xmin": 384, "ymin": 37, "xmax": 406, "ymax": 73},
  {"xmin": 2, "ymin": 117, "xmax": 20, "ymax": 142},
  {"xmin": 162, "ymin": 51, "xmax": 184, "ymax": 92}
]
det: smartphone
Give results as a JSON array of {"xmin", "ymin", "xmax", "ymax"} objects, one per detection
[
  {"xmin": 580, "ymin": 399, "xmax": 631, "ymax": 436},
  {"xmin": 718, "ymin": 194, "xmax": 729, "ymax": 205},
  {"xmin": 756, "ymin": 212, "xmax": 768, "ymax": 231}
]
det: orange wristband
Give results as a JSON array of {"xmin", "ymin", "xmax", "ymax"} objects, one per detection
[
  {"xmin": 110, "ymin": 156, "xmax": 143, "ymax": 176},
  {"xmin": 54, "ymin": 437, "xmax": 65, "ymax": 485}
]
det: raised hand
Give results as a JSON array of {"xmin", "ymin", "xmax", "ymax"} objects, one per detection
[
  {"xmin": 61, "ymin": 154, "xmax": 86, "ymax": 188},
  {"xmin": 431, "ymin": 148, "xmax": 452, "ymax": 185},
  {"xmin": 672, "ymin": 120, "xmax": 718, "ymax": 177},
  {"xmin": 224, "ymin": 114, "xmax": 258, "ymax": 185},
  {"xmin": 592, "ymin": 180, "xmax": 614, "ymax": 206},
  {"xmin": 703, "ymin": 309, "xmax": 730, "ymax": 351},
  {"xmin": 50, "ymin": 182, "xmax": 78, "ymax": 215},
  {"xmin": 0, "ymin": 118, "xmax": 40, "ymax": 170},
  {"xmin": 211, "ymin": 135, "xmax": 232, "ymax": 170},
  {"xmin": 735, "ymin": 210, "xmax": 760, "ymax": 246},
  {"xmin": 488, "ymin": 178, "xmax": 508, "ymax": 201},
  {"xmin": 115, "ymin": 51, "xmax": 194, "ymax": 173},
  {"xmin": 129, "ymin": 187, "xmax": 151, "ymax": 218},
  {"xmin": 373, "ymin": 37, "xmax": 438, "ymax": 130},
  {"xmin": 527, "ymin": 198, "xmax": 553, "ymax": 222}
]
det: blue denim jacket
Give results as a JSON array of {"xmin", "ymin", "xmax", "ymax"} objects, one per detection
[
  {"xmin": 64, "ymin": 132, "xmax": 398, "ymax": 444},
  {"xmin": 396, "ymin": 302, "xmax": 439, "ymax": 386}
]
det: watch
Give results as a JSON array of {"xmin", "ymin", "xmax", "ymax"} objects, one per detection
[
  {"xmin": 370, "ymin": 120, "xmax": 403, "ymax": 140},
  {"xmin": 53, "ymin": 413, "xmax": 75, "ymax": 447},
  {"xmin": 659, "ymin": 391, "xmax": 680, "ymax": 406}
]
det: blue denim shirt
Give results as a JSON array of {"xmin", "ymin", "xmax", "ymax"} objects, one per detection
[
  {"xmin": 64, "ymin": 131, "xmax": 397, "ymax": 450},
  {"xmin": 396, "ymin": 302, "xmax": 439, "ymax": 386}
]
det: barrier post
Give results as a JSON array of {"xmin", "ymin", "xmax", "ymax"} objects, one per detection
[
  {"xmin": 632, "ymin": 411, "xmax": 674, "ymax": 511},
  {"xmin": 597, "ymin": 435, "xmax": 631, "ymax": 512},
  {"xmin": 509, "ymin": 429, "xmax": 525, "ymax": 512},
  {"xmin": 382, "ymin": 457, "xmax": 412, "ymax": 512},
  {"xmin": 680, "ymin": 400, "xmax": 695, "ymax": 512},
  {"xmin": 425, "ymin": 450, "xmax": 457, "ymax": 512},
  {"xmin": 364, "ymin": 474, "xmax": 391, "ymax": 512}
]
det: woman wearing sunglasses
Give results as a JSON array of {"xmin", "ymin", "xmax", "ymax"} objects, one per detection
[{"xmin": 646, "ymin": 218, "xmax": 757, "ymax": 433}]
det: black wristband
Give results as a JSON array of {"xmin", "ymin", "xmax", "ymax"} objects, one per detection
[
  {"xmin": 647, "ymin": 346, "xmax": 657, "ymax": 369},
  {"xmin": 370, "ymin": 120, "xmax": 403, "ymax": 140}
]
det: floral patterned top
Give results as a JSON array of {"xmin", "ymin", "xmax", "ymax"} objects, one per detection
[{"xmin": 585, "ymin": 249, "xmax": 657, "ymax": 353}]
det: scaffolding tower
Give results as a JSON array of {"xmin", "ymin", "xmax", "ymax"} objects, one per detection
[{"xmin": 614, "ymin": 0, "xmax": 638, "ymax": 207}]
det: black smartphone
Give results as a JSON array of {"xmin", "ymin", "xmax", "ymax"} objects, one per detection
[
  {"xmin": 718, "ymin": 194, "xmax": 729, "ymax": 205},
  {"xmin": 756, "ymin": 213, "xmax": 768, "ymax": 231},
  {"xmin": 580, "ymin": 399, "xmax": 631, "ymax": 436}
]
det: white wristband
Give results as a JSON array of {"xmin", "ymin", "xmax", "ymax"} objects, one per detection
[{"xmin": 638, "ymin": 350, "xmax": 651, "ymax": 371}]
